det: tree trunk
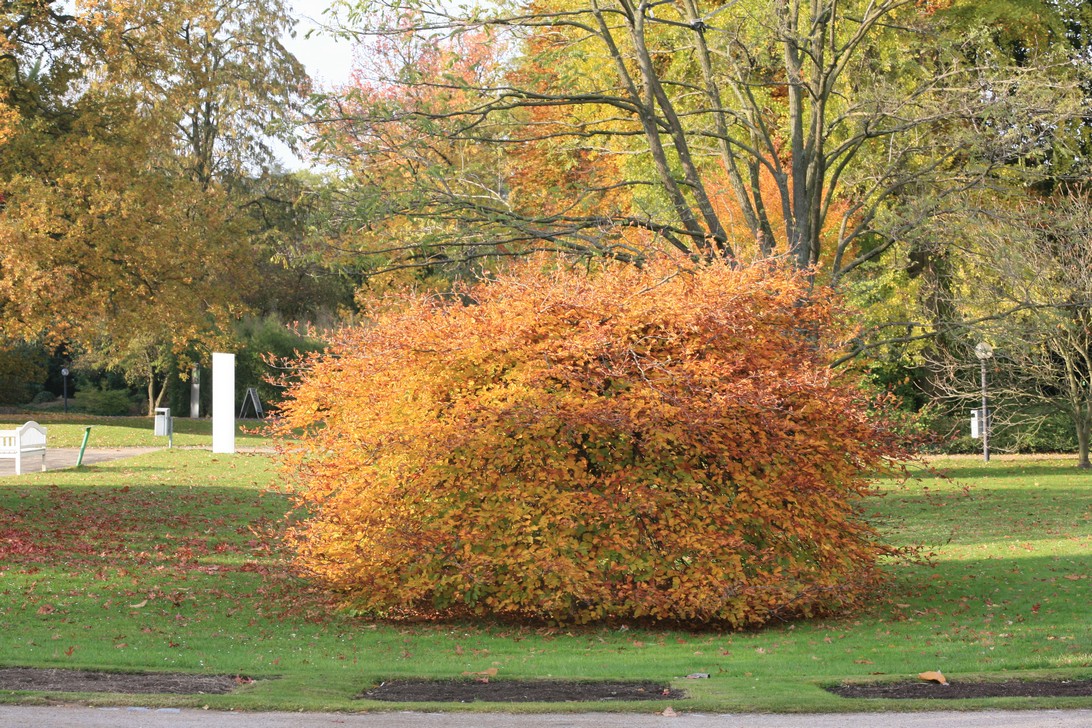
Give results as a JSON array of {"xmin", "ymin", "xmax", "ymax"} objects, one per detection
[
  {"xmin": 146, "ymin": 375, "xmax": 169, "ymax": 417},
  {"xmin": 1077, "ymin": 416, "xmax": 1090, "ymax": 469}
]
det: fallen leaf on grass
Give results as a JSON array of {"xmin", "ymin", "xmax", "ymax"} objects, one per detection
[
  {"xmin": 461, "ymin": 668, "xmax": 498, "ymax": 677},
  {"xmin": 918, "ymin": 671, "xmax": 948, "ymax": 685},
  {"xmin": 129, "ymin": 600, "xmax": 148, "ymax": 608}
]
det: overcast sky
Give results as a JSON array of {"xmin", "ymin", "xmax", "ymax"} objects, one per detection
[
  {"xmin": 275, "ymin": 1, "xmax": 357, "ymax": 169},
  {"xmin": 285, "ymin": 1, "xmax": 357, "ymax": 89}
]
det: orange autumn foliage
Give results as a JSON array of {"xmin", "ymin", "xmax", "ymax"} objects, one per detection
[{"xmin": 275, "ymin": 259, "xmax": 904, "ymax": 626}]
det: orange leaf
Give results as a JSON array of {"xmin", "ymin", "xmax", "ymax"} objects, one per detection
[
  {"xmin": 462, "ymin": 668, "xmax": 498, "ymax": 677},
  {"xmin": 918, "ymin": 671, "xmax": 948, "ymax": 685}
]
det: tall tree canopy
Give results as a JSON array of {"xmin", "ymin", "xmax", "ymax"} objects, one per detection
[
  {"xmin": 0, "ymin": 0, "xmax": 310, "ymax": 412},
  {"xmin": 313, "ymin": 0, "xmax": 1082, "ymax": 284}
]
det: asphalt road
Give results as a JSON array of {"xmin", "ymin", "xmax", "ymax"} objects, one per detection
[{"xmin": 1, "ymin": 707, "xmax": 1091, "ymax": 728}]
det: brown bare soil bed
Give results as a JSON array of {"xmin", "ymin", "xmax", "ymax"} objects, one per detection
[
  {"xmin": 361, "ymin": 679, "xmax": 686, "ymax": 703},
  {"xmin": 0, "ymin": 667, "xmax": 247, "ymax": 695},
  {"xmin": 829, "ymin": 678, "xmax": 1092, "ymax": 700}
]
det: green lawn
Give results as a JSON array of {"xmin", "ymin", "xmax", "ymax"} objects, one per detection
[
  {"xmin": 0, "ymin": 414, "xmax": 271, "ymax": 448},
  {"xmin": 0, "ymin": 451, "xmax": 1088, "ymax": 713}
]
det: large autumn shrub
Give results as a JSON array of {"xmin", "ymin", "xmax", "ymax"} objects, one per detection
[{"xmin": 275, "ymin": 260, "xmax": 904, "ymax": 626}]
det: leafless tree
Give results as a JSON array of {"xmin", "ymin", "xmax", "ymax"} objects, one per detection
[{"xmin": 929, "ymin": 194, "xmax": 1092, "ymax": 467}]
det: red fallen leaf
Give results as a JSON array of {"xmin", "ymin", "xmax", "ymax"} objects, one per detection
[
  {"xmin": 36, "ymin": 604, "xmax": 54, "ymax": 615},
  {"xmin": 918, "ymin": 671, "xmax": 948, "ymax": 685},
  {"xmin": 233, "ymin": 676, "xmax": 253, "ymax": 685},
  {"xmin": 64, "ymin": 646, "xmax": 75, "ymax": 656},
  {"xmin": 475, "ymin": 677, "xmax": 489, "ymax": 684},
  {"xmin": 1032, "ymin": 603, "xmax": 1041, "ymax": 613}
]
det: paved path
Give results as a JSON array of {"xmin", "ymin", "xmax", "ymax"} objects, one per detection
[
  {"xmin": 1, "ymin": 706, "xmax": 1090, "ymax": 728},
  {"xmin": 0, "ymin": 447, "xmax": 160, "ymax": 476}
]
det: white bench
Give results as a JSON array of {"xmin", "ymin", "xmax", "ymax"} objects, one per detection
[{"xmin": 0, "ymin": 421, "xmax": 47, "ymax": 474}]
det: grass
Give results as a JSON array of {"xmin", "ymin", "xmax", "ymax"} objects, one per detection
[
  {"xmin": 0, "ymin": 414, "xmax": 271, "ymax": 448},
  {"xmin": 0, "ymin": 449, "xmax": 1089, "ymax": 713}
]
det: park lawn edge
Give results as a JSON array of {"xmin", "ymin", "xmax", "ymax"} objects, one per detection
[
  {"xmin": 2, "ymin": 668, "xmax": 1092, "ymax": 714},
  {"xmin": 0, "ymin": 448, "xmax": 1088, "ymax": 713}
]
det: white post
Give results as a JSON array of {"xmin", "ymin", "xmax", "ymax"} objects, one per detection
[
  {"xmin": 212, "ymin": 352, "xmax": 235, "ymax": 454},
  {"xmin": 190, "ymin": 366, "xmax": 201, "ymax": 419}
]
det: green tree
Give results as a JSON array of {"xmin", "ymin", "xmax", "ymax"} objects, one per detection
[{"xmin": 0, "ymin": 95, "xmax": 256, "ymax": 413}]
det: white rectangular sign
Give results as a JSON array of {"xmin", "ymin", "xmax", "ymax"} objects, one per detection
[{"xmin": 212, "ymin": 352, "xmax": 235, "ymax": 454}]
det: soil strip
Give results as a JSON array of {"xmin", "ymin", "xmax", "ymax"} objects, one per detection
[
  {"xmin": 0, "ymin": 668, "xmax": 246, "ymax": 695},
  {"xmin": 829, "ymin": 679, "xmax": 1092, "ymax": 700},
  {"xmin": 361, "ymin": 679, "xmax": 686, "ymax": 703}
]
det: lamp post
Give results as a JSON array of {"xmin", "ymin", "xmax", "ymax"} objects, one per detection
[
  {"xmin": 61, "ymin": 367, "xmax": 69, "ymax": 415},
  {"xmin": 975, "ymin": 342, "xmax": 993, "ymax": 463}
]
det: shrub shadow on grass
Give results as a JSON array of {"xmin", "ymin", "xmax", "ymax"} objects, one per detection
[
  {"xmin": 869, "ymin": 487, "xmax": 1091, "ymax": 547},
  {"xmin": 917, "ymin": 462, "xmax": 1092, "ymax": 481}
]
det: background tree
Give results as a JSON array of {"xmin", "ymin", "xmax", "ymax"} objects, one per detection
[
  {"xmin": 0, "ymin": 94, "xmax": 257, "ymax": 413},
  {"xmin": 314, "ymin": 0, "xmax": 1079, "ymax": 286},
  {"xmin": 86, "ymin": 0, "xmax": 308, "ymax": 187},
  {"xmin": 0, "ymin": 0, "xmax": 317, "ymax": 412},
  {"xmin": 929, "ymin": 193, "xmax": 1092, "ymax": 468}
]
